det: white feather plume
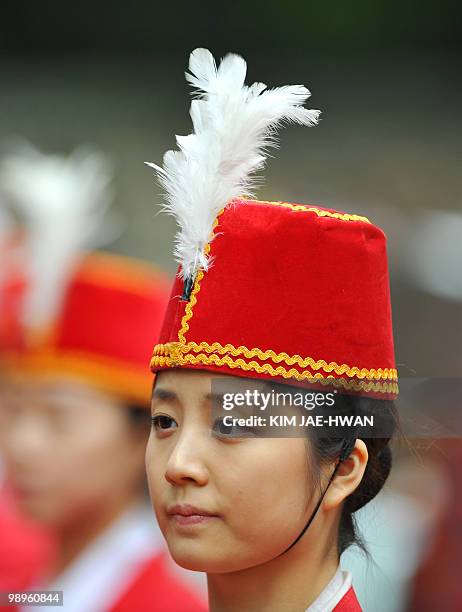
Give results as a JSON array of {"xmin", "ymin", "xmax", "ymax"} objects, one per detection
[
  {"xmin": 0, "ymin": 142, "xmax": 114, "ymax": 334},
  {"xmin": 146, "ymin": 48, "xmax": 320, "ymax": 283}
]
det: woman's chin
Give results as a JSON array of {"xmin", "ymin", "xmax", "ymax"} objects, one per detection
[
  {"xmin": 168, "ymin": 542, "xmax": 266, "ymax": 574},
  {"xmin": 167, "ymin": 541, "xmax": 231, "ymax": 572},
  {"xmin": 168, "ymin": 543, "xmax": 220, "ymax": 572},
  {"xmin": 172, "ymin": 555, "xmax": 212, "ymax": 572}
]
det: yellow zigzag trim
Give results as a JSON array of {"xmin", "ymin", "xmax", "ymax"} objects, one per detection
[
  {"xmin": 178, "ymin": 209, "xmax": 225, "ymax": 344},
  {"xmin": 151, "ymin": 353, "xmax": 398, "ymax": 395},
  {"xmin": 178, "ymin": 269, "xmax": 204, "ymax": 344},
  {"xmin": 153, "ymin": 341, "xmax": 397, "ymax": 381},
  {"xmin": 248, "ymin": 199, "xmax": 371, "ymax": 223}
]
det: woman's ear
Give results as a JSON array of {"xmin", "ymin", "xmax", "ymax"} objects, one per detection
[{"xmin": 322, "ymin": 439, "xmax": 369, "ymax": 511}]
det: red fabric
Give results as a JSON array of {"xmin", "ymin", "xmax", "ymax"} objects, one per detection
[
  {"xmin": 57, "ymin": 262, "xmax": 168, "ymax": 367},
  {"xmin": 1, "ymin": 252, "xmax": 170, "ymax": 404},
  {"xmin": 0, "ymin": 248, "xmax": 26, "ymax": 351},
  {"xmin": 0, "ymin": 516, "xmax": 206, "ymax": 612},
  {"xmin": 108, "ymin": 553, "xmax": 207, "ymax": 612},
  {"xmin": 153, "ymin": 199, "xmax": 397, "ymax": 398},
  {"xmin": 333, "ymin": 586, "xmax": 362, "ymax": 611},
  {"xmin": 0, "ymin": 490, "xmax": 55, "ymax": 612},
  {"xmin": 158, "ymin": 276, "xmax": 187, "ymax": 353},
  {"xmin": 407, "ymin": 439, "xmax": 462, "ymax": 611}
]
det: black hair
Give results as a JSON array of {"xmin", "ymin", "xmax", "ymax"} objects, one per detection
[{"xmin": 268, "ymin": 381, "xmax": 398, "ymax": 557}]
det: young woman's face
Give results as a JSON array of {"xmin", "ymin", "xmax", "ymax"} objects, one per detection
[
  {"xmin": 0, "ymin": 377, "xmax": 147, "ymax": 526},
  {"xmin": 145, "ymin": 369, "xmax": 318, "ymax": 573}
]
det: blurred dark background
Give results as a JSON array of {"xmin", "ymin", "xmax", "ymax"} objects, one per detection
[{"xmin": 1, "ymin": 0, "xmax": 461, "ymax": 375}]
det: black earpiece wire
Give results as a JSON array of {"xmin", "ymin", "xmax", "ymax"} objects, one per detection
[{"xmin": 277, "ymin": 436, "xmax": 357, "ymax": 557}]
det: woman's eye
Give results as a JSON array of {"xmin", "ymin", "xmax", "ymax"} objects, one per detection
[
  {"xmin": 211, "ymin": 417, "xmax": 256, "ymax": 438},
  {"xmin": 151, "ymin": 414, "xmax": 177, "ymax": 433}
]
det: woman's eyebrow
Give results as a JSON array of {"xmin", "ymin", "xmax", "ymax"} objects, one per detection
[
  {"xmin": 152, "ymin": 388, "xmax": 177, "ymax": 402},
  {"xmin": 205, "ymin": 392, "xmax": 225, "ymax": 403}
]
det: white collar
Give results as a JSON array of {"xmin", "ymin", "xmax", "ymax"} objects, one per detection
[{"xmin": 305, "ymin": 566, "xmax": 352, "ymax": 612}]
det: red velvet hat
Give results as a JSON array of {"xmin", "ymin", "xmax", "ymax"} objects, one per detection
[
  {"xmin": 147, "ymin": 49, "xmax": 398, "ymax": 399},
  {"xmin": 0, "ymin": 144, "xmax": 169, "ymax": 406},
  {"xmin": 1, "ymin": 252, "xmax": 170, "ymax": 406}
]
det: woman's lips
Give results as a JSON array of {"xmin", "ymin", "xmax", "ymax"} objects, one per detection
[
  {"xmin": 167, "ymin": 503, "xmax": 220, "ymax": 526},
  {"xmin": 173, "ymin": 514, "xmax": 217, "ymax": 525}
]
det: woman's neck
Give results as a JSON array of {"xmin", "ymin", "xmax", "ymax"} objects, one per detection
[{"xmin": 207, "ymin": 535, "xmax": 339, "ymax": 612}]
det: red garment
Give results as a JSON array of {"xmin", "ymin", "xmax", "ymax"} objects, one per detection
[
  {"xmin": 0, "ymin": 491, "xmax": 55, "ymax": 612},
  {"xmin": 407, "ymin": 439, "xmax": 462, "ymax": 611},
  {"xmin": 112, "ymin": 569, "xmax": 359, "ymax": 612},
  {"xmin": 333, "ymin": 586, "xmax": 362, "ymax": 611},
  {"xmin": 108, "ymin": 553, "xmax": 207, "ymax": 612},
  {"xmin": 0, "ymin": 488, "xmax": 206, "ymax": 612}
]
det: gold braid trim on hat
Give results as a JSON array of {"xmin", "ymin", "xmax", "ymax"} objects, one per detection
[
  {"xmin": 151, "ymin": 349, "xmax": 398, "ymax": 395},
  {"xmin": 252, "ymin": 200, "xmax": 371, "ymax": 223},
  {"xmin": 153, "ymin": 341, "xmax": 397, "ymax": 382},
  {"xmin": 2, "ymin": 349, "xmax": 152, "ymax": 406},
  {"xmin": 178, "ymin": 269, "xmax": 204, "ymax": 344},
  {"xmin": 178, "ymin": 208, "xmax": 225, "ymax": 344}
]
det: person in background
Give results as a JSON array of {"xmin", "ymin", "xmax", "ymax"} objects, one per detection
[
  {"xmin": 0, "ymin": 144, "xmax": 207, "ymax": 612},
  {"xmin": 0, "ymin": 204, "xmax": 56, "ymax": 603}
]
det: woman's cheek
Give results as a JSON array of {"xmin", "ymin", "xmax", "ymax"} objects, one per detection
[
  {"xmin": 226, "ymin": 444, "xmax": 309, "ymax": 537},
  {"xmin": 145, "ymin": 441, "xmax": 167, "ymax": 524}
]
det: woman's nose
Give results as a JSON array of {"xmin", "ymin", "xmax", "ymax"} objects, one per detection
[{"xmin": 164, "ymin": 430, "xmax": 209, "ymax": 487}]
